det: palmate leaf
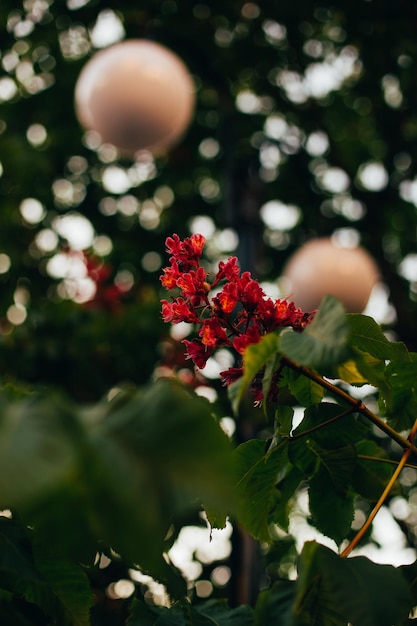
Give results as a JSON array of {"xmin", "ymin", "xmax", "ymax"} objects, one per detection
[
  {"xmin": 293, "ymin": 542, "xmax": 411, "ymax": 626},
  {"xmin": 233, "ymin": 439, "xmax": 295, "ymax": 542},
  {"xmin": 279, "ymin": 296, "xmax": 350, "ymax": 373}
]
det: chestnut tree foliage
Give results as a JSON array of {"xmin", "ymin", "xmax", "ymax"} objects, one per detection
[{"xmin": 2, "ymin": 0, "xmax": 417, "ymax": 624}]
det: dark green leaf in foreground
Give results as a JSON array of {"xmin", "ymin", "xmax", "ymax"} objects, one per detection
[
  {"xmin": 96, "ymin": 378, "xmax": 234, "ymax": 512},
  {"xmin": 128, "ymin": 598, "xmax": 254, "ymax": 626},
  {"xmin": 293, "ymin": 542, "xmax": 411, "ymax": 626},
  {"xmin": 292, "ymin": 542, "xmax": 411, "ymax": 626},
  {"xmin": 0, "ymin": 518, "xmax": 91, "ymax": 626},
  {"xmin": 255, "ymin": 580, "xmax": 296, "ymax": 626},
  {"xmin": 279, "ymin": 296, "xmax": 350, "ymax": 373},
  {"xmin": 0, "ymin": 395, "xmax": 79, "ymax": 509},
  {"xmin": 83, "ymin": 378, "xmax": 233, "ymax": 596}
]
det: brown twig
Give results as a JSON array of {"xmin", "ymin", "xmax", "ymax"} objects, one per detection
[
  {"xmin": 280, "ymin": 356, "xmax": 417, "ymax": 457},
  {"xmin": 340, "ymin": 417, "xmax": 417, "ymax": 557}
]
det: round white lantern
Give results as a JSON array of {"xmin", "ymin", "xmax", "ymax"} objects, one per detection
[
  {"xmin": 74, "ymin": 40, "xmax": 195, "ymax": 156},
  {"xmin": 281, "ymin": 238, "xmax": 380, "ymax": 313}
]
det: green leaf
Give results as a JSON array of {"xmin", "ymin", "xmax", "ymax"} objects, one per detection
[
  {"xmin": 128, "ymin": 599, "xmax": 254, "ymax": 626},
  {"xmin": 0, "ymin": 518, "xmax": 44, "ymax": 592},
  {"xmin": 288, "ymin": 437, "xmax": 319, "ymax": 479},
  {"xmin": 83, "ymin": 379, "xmax": 234, "ymax": 597},
  {"xmin": 350, "ymin": 349, "xmax": 391, "ymax": 396},
  {"xmin": 0, "ymin": 518, "xmax": 91, "ymax": 626},
  {"xmin": 353, "ymin": 440, "xmax": 400, "ymax": 501},
  {"xmin": 273, "ymin": 465, "xmax": 304, "ymax": 532},
  {"xmin": 30, "ymin": 551, "xmax": 92, "ymax": 626},
  {"xmin": 262, "ymin": 352, "xmax": 282, "ymax": 417},
  {"xmin": 292, "ymin": 402, "xmax": 369, "ymax": 449},
  {"xmin": 290, "ymin": 412, "xmax": 358, "ymax": 543},
  {"xmin": 336, "ymin": 358, "xmax": 369, "ymax": 385},
  {"xmin": 275, "ymin": 405, "xmax": 294, "ymax": 438},
  {"xmin": 255, "ymin": 580, "xmax": 295, "ymax": 626},
  {"xmin": 195, "ymin": 599, "xmax": 254, "ymax": 626},
  {"xmin": 294, "ymin": 542, "xmax": 411, "ymax": 626},
  {"xmin": 310, "ymin": 442, "xmax": 356, "ymax": 491},
  {"xmin": 384, "ymin": 361, "xmax": 417, "ymax": 431},
  {"xmin": 292, "ymin": 542, "xmax": 345, "ymax": 626},
  {"xmin": 399, "ymin": 560, "xmax": 417, "ymax": 601},
  {"xmin": 103, "ymin": 378, "xmax": 234, "ymax": 512},
  {"xmin": 279, "ymin": 296, "xmax": 350, "ymax": 373},
  {"xmin": 127, "ymin": 598, "xmax": 161, "ymax": 625},
  {"xmin": 0, "ymin": 395, "xmax": 79, "ymax": 510},
  {"xmin": 228, "ymin": 333, "xmax": 280, "ymax": 414},
  {"xmin": 234, "ymin": 440, "xmax": 293, "ymax": 542},
  {"xmin": 308, "ymin": 464, "xmax": 354, "ymax": 544},
  {"xmin": 286, "ymin": 369, "xmax": 325, "ymax": 407},
  {"xmin": 347, "ymin": 314, "xmax": 411, "ymax": 362}
]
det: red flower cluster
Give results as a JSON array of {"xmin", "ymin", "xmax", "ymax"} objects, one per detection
[{"xmin": 160, "ymin": 233, "xmax": 315, "ymax": 402}]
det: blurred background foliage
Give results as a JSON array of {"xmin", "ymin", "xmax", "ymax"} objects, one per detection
[
  {"xmin": 1, "ymin": 0, "xmax": 417, "ymax": 402},
  {"xmin": 2, "ymin": 1, "xmax": 417, "ymax": 622}
]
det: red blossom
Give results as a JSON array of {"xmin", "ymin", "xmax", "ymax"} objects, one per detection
[
  {"xmin": 199, "ymin": 318, "xmax": 229, "ymax": 348},
  {"xmin": 220, "ymin": 367, "xmax": 244, "ymax": 386},
  {"xmin": 160, "ymin": 233, "xmax": 316, "ymax": 400},
  {"xmin": 214, "ymin": 281, "xmax": 239, "ymax": 314},
  {"xmin": 233, "ymin": 324, "xmax": 262, "ymax": 354},
  {"xmin": 161, "ymin": 298, "xmax": 199, "ymax": 324},
  {"xmin": 165, "ymin": 233, "xmax": 206, "ymax": 270},
  {"xmin": 160, "ymin": 258, "xmax": 180, "ymax": 289},
  {"xmin": 237, "ymin": 272, "xmax": 266, "ymax": 312},
  {"xmin": 214, "ymin": 257, "xmax": 240, "ymax": 283},
  {"xmin": 176, "ymin": 267, "xmax": 209, "ymax": 304},
  {"xmin": 183, "ymin": 339, "xmax": 212, "ymax": 369}
]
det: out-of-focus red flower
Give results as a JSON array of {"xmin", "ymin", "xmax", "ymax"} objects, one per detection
[
  {"xmin": 220, "ymin": 367, "xmax": 244, "ymax": 386},
  {"xmin": 82, "ymin": 254, "xmax": 129, "ymax": 313},
  {"xmin": 160, "ymin": 233, "xmax": 316, "ymax": 406}
]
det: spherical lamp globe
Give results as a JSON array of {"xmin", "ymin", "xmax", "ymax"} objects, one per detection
[
  {"xmin": 74, "ymin": 40, "xmax": 195, "ymax": 156},
  {"xmin": 281, "ymin": 238, "xmax": 380, "ymax": 313}
]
